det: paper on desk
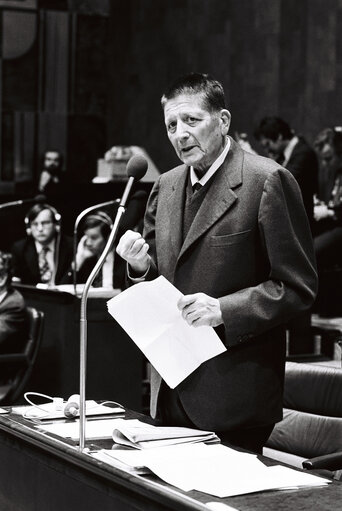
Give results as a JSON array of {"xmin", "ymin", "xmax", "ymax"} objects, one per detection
[
  {"xmin": 107, "ymin": 276, "xmax": 226, "ymax": 388},
  {"xmin": 37, "ymin": 418, "xmax": 128, "ymax": 440},
  {"xmin": 96, "ymin": 443, "xmax": 330, "ymax": 497}
]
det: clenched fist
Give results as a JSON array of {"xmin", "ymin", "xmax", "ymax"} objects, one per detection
[{"xmin": 116, "ymin": 230, "xmax": 151, "ymax": 274}]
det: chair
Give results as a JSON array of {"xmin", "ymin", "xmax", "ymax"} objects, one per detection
[
  {"xmin": 0, "ymin": 306, "xmax": 44, "ymax": 405},
  {"xmin": 263, "ymin": 361, "xmax": 342, "ymax": 479}
]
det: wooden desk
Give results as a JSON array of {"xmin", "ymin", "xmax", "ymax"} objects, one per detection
[
  {"xmin": 0, "ymin": 410, "xmax": 341, "ymax": 511},
  {"xmin": 13, "ymin": 285, "xmax": 144, "ymax": 411}
]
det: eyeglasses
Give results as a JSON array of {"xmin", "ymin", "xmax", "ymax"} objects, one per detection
[{"xmin": 31, "ymin": 220, "xmax": 53, "ymax": 228}]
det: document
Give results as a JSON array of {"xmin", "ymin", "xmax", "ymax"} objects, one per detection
[
  {"xmin": 107, "ymin": 276, "xmax": 226, "ymax": 388},
  {"xmin": 94, "ymin": 443, "xmax": 331, "ymax": 497},
  {"xmin": 111, "ymin": 418, "xmax": 219, "ymax": 449},
  {"xmin": 36, "ymin": 418, "xmax": 125, "ymax": 440}
]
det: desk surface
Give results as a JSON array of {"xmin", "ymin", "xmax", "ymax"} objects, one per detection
[{"xmin": 0, "ymin": 409, "xmax": 341, "ymax": 511}]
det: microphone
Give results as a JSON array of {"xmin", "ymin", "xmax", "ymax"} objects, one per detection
[
  {"xmin": 0, "ymin": 194, "xmax": 47, "ymax": 210},
  {"xmin": 78, "ymin": 154, "xmax": 148, "ymax": 451},
  {"xmin": 64, "ymin": 394, "xmax": 80, "ymax": 418},
  {"xmin": 119, "ymin": 155, "xmax": 148, "ymax": 208}
]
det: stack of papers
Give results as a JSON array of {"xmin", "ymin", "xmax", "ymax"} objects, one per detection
[
  {"xmin": 35, "ymin": 418, "xmax": 219, "ymax": 446},
  {"xmin": 111, "ymin": 419, "xmax": 219, "ymax": 449},
  {"xmin": 91, "ymin": 443, "xmax": 331, "ymax": 498}
]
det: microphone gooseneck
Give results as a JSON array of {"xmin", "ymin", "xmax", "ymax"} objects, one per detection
[
  {"xmin": 78, "ymin": 155, "xmax": 148, "ymax": 451},
  {"xmin": 0, "ymin": 194, "xmax": 47, "ymax": 210}
]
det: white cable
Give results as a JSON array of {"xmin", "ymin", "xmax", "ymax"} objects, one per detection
[{"xmin": 23, "ymin": 391, "xmax": 60, "ymax": 420}]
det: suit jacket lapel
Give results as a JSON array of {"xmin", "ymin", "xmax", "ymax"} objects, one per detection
[
  {"xmin": 178, "ymin": 138, "xmax": 244, "ymax": 260},
  {"xmin": 167, "ymin": 167, "xmax": 188, "ymax": 258},
  {"xmin": 26, "ymin": 239, "xmax": 41, "ymax": 281}
]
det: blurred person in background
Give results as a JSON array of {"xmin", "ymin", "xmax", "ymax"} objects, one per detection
[
  {"xmin": 254, "ymin": 117, "xmax": 318, "ymax": 229},
  {"xmin": 313, "ymin": 127, "xmax": 342, "ymax": 271},
  {"xmin": 38, "ymin": 150, "xmax": 64, "ymax": 196},
  {"xmin": 0, "ymin": 251, "xmax": 29, "ymax": 369},
  {"xmin": 11, "ymin": 203, "xmax": 73, "ymax": 286}
]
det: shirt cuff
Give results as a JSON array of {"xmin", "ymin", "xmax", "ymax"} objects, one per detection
[{"xmin": 127, "ymin": 263, "xmax": 150, "ymax": 282}]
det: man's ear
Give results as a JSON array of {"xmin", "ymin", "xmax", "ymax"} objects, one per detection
[{"xmin": 220, "ymin": 109, "xmax": 231, "ymax": 136}]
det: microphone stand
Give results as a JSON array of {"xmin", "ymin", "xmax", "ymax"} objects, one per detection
[
  {"xmin": 72, "ymin": 200, "xmax": 119, "ymax": 296},
  {"xmin": 78, "ymin": 155, "xmax": 147, "ymax": 452},
  {"xmin": 78, "ymin": 201, "xmax": 128, "ymax": 452}
]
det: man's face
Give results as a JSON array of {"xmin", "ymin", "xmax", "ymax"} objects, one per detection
[
  {"xmin": 44, "ymin": 151, "xmax": 61, "ymax": 172},
  {"xmin": 163, "ymin": 93, "xmax": 231, "ymax": 176},
  {"xmin": 320, "ymin": 143, "xmax": 342, "ymax": 175},
  {"xmin": 30, "ymin": 209, "xmax": 56, "ymax": 245},
  {"xmin": 84, "ymin": 226, "xmax": 106, "ymax": 256},
  {"xmin": 259, "ymin": 135, "xmax": 284, "ymax": 160}
]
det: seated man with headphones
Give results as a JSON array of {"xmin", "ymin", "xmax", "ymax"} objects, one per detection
[
  {"xmin": 73, "ymin": 211, "xmax": 116, "ymax": 288},
  {"xmin": 11, "ymin": 203, "xmax": 73, "ymax": 286}
]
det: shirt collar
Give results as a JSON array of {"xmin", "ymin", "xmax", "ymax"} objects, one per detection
[
  {"xmin": 190, "ymin": 137, "xmax": 230, "ymax": 186},
  {"xmin": 34, "ymin": 239, "xmax": 55, "ymax": 254},
  {"xmin": 0, "ymin": 289, "xmax": 7, "ymax": 304},
  {"xmin": 283, "ymin": 136, "xmax": 298, "ymax": 166}
]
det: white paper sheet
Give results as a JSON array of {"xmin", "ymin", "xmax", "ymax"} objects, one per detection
[
  {"xmin": 107, "ymin": 276, "xmax": 226, "ymax": 388},
  {"xmin": 95, "ymin": 443, "xmax": 330, "ymax": 498},
  {"xmin": 37, "ymin": 418, "xmax": 129, "ymax": 440}
]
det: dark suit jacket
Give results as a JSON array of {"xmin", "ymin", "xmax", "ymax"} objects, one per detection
[
  {"xmin": 11, "ymin": 235, "xmax": 73, "ymax": 285},
  {"xmin": 285, "ymin": 136, "xmax": 318, "ymax": 228},
  {"xmin": 0, "ymin": 288, "xmax": 28, "ymax": 354},
  {"xmin": 143, "ymin": 138, "xmax": 317, "ymax": 432}
]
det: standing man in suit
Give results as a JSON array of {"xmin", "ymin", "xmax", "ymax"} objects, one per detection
[
  {"xmin": 11, "ymin": 203, "xmax": 73, "ymax": 286},
  {"xmin": 116, "ymin": 73, "xmax": 317, "ymax": 453},
  {"xmin": 254, "ymin": 117, "xmax": 318, "ymax": 229}
]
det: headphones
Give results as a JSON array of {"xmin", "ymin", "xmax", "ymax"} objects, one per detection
[
  {"xmin": 86, "ymin": 211, "xmax": 113, "ymax": 228},
  {"xmin": 25, "ymin": 203, "xmax": 61, "ymax": 236}
]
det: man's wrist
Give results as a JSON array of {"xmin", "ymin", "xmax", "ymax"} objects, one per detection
[{"xmin": 127, "ymin": 262, "xmax": 150, "ymax": 282}]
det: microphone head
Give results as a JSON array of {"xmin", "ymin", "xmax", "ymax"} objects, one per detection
[{"xmin": 126, "ymin": 155, "xmax": 148, "ymax": 181}]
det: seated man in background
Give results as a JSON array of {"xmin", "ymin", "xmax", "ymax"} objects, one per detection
[
  {"xmin": 254, "ymin": 116, "xmax": 318, "ymax": 229},
  {"xmin": 11, "ymin": 203, "xmax": 73, "ymax": 286},
  {"xmin": 0, "ymin": 251, "xmax": 29, "ymax": 361},
  {"xmin": 38, "ymin": 150, "xmax": 64, "ymax": 195},
  {"xmin": 73, "ymin": 211, "xmax": 115, "ymax": 288},
  {"xmin": 313, "ymin": 127, "xmax": 342, "ymax": 271},
  {"xmin": 68, "ymin": 192, "xmax": 148, "ymax": 289}
]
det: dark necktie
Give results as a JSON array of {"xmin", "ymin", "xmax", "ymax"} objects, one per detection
[
  {"xmin": 192, "ymin": 182, "xmax": 202, "ymax": 193},
  {"xmin": 39, "ymin": 246, "xmax": 52, "ymax": 283}
]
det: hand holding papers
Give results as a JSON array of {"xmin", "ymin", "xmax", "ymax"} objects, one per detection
[{"xmin": 107, "ymin": 276, "xmax": 226, "ymax": 388}]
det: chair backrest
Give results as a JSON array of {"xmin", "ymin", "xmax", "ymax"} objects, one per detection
[
  {"xmin": 0, "ymin": 306, "xmax": 44, "ymax": 405},
  {"xmin": 266, "ymin": 362, "xmax": 342, "ymax": 458}
]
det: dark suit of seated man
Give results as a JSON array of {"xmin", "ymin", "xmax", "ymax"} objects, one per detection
[
  {"xmin": 116, "ymin": 73, "xmax": 318, "ymax": 454},
  {"xmin": 11, "ymin": 203, "xmax": 73, "ymax": 286},
  {"xmin": 0, "ymin": 251, "xmax": 29, "ymax": 384}
]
